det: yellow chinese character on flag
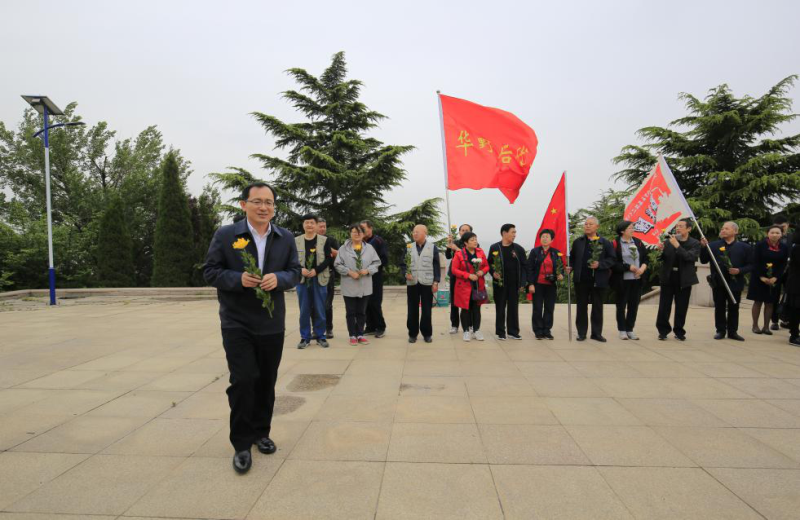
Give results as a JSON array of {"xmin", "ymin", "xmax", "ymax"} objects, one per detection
[
  {"xmin": 456, "ymin": 130, "xmax": 473, "ymax": 157},
  {"xmin": 516, "ymin": 146, "xmax": 530, "ymax": 166},
  {"xmin": 477, "ymin": 138, "xmax": 493, "ymax": 152},
  {"xmin": 499, "ymin": 144, "xmax": 512, "ymax": 164}
]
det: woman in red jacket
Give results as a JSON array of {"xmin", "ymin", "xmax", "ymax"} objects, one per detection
[{"xmin": 451, "ymin": 232, "xmax": 489, "ymax": 342}]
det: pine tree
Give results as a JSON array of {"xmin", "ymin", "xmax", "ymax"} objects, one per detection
[
  {"xmin": 96, "ymin": 192, "xmax": 135, "ymax": 287},
  {"xmin": 189, "ymin": 186, "xmax": 221, "ymax": 286},
  {"xmin": 151, "ymin": 152, "xmax": 194, "ymax": 286},
  {"xmin": 210, "ymin": 52, "xmax": 442, "ymax": 281},
  {"xmin": 613, "ymin": 76, "xmax": 800, "ymax": 241}
]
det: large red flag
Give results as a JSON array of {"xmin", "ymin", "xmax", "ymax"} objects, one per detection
[
  {"xmin": 534, "ymin": 172, "xmax": 568, "ymax": 254},
  {"xmin": 439, "ymin": 94, "xmax": 538, "ymax": 203}
]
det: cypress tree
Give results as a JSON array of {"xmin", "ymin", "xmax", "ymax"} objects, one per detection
[
  {"xmin": 151, "ymin": 152, "xmax": 194, "ymax": 286},
  {"xmin": 97, "ymin": 192, "xmax": 135, "ymax": 287}
]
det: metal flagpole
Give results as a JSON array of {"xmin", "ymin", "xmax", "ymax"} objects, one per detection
[
  {"xmin": 564, "ymin": 171, "xmax": 573, "ymax": 342},
  {"xmin": 657, "ymin": 155, "xmax": 737, "ymax": 305},
  {"xmin": 436, "ymin": 91, "xmax": 452, "ymax": 232},
  {"xmin": 42, "ymin": 105, "xmax": 56, "ymax": 306}
]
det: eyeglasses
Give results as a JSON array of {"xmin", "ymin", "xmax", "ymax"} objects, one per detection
[{"xmin": 246, "ymin": 199, "xmax": 275, "ymax": 208}]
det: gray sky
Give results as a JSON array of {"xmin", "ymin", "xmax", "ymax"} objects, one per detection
[{"xmin": 2, "ymin": 0, "xmax": 798, "ymax": 246}]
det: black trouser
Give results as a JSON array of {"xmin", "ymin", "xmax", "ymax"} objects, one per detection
[
  {"xmin": 532, "ymin": 283, "xmax": 557, "ymax": 336},
  {"xmin": 365, "ymin": 271, "xmax": 386, "ymax": 333},
  {"xmin": 344, "ymin": 296, "xmax": 369, "ymax": 338},
  {"xmin": 575, "ymin": 281, "xmax": 606, "ymax": 337},
  {"xmin": 450, "ymin": 276, "xmax": 461, "ymax": 329},
  {"xmin": 789, "ymin": 304, "xmax": 800, "ymax": 338},
  {"xmin": 616, "ymin": 279, "xmax": 642, "ymax": 332},
  {"xmin": 460, "ymin": 299, "xmax": 482, "ymax": 332},
  {"xmin": 656, "ymin": 283, "xmax": 692, "ymax": 336},
  {"xmin": 221, "ymin": 328, "xmax": 284, "ymax": 452},
  {"xmin": 325, "ymin": 275, "xmax": 336, "ymax": 333},
  {"xmin": 494, "ymin": 283, "xmax": 520, "ymax": 337},
  {"xmin": 713, "ymin": 287, "xmax": 742, "ymax": 335},
  {"xmin": 407, "ymin": 283, "xmax": 434, "ymax": 338}
]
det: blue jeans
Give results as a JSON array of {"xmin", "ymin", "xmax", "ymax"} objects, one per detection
[{"xmin": 297, "ymin": 278, "xmax": 328, "ymax": 341}]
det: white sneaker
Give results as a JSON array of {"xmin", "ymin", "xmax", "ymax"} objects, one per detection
[
  {"xmin": 463, "ymin": 331, "xmax": 471, "ymax": 342},
  {"xmin": 619, "ymin": 331, "xmax": 629, "ymax": 340},
  {"xmin": 449, "ymin": 327, "xmax": 459, "ymax": 334},
  {"xmin": 626, "ymin": 331, "xmax": 639, "ymax": 340},
  {"xmin": 474, "ymin": 330, "xmax": 485, "ymax": 341}
]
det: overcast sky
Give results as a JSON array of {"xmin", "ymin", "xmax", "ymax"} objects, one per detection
[{"xmin": 1, "ymin": 0, "xmax": 798, "ymax": 246}]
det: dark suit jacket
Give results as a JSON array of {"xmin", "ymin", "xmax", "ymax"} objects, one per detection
[
  {"xmin": 570, "ymin": 235, "xmax": 616, "ymax": 288},
  {"xmin": 659, "ymin": 236, "xmax": 700, "ymax": 288},
  {"xmin": 204, "ymin": 219, "xmax": 302, "ymax": 335},
  {"xmin": 701, "ymin": 239, "xmax": 753, "ymax": 293},
  {"xmin": 488, "ymin": 241, "xmax": 528, "ymax": 289}
]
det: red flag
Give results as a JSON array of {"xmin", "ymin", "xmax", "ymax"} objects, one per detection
[
  {"xmin": 439, "ymin": 94, "xmax": 538, "ymax": 203},
  {"xmin": 623, "ymin": 156, "xmax": 694, "ymax": 247},
  {"xmin": 534, "ymin": 172, "xmax": 568, "ymax": 254}
]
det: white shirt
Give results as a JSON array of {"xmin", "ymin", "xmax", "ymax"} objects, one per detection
[{"xmin": 247, "ymin": 220, "xmax": 272, "ymax": 272}]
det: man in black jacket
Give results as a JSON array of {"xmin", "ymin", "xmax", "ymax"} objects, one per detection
[
  {"xmin": 361, "ymin": 220, "xmax": 388, "ymax": 337},
  {"xmin": 488, "ymin": 224, "xmax": 528, "ymax": 340},
  {"xmin": 701, "ymin": 221, "xmax": 753, "ymax": 341},
  {"xmin": 566, "ymin": 217, "xmax": 616, "ymax": 342},
  {"xmin": 204, "ymin": 182, "xmax": 302, "ymax": 474},
  {"xmin": 655, "ymin": 218, "xmax": 700, "ymax": 341}
]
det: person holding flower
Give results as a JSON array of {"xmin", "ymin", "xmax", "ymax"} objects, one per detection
[
  {"xmin": 488, "ymin": 224, "xmax": 528, "ymax": 340},
  {"xmin": 565, "ymin": 216, "xmax": 616, "ymax": 342},
  {"xmin": 701, "ymin": 221, "xmax": 753, "ymax": 341},
  {"xmin": 451, "ymin": 231, "xmax": 489, "ymax": 341},
  {"xmin": 400, "ymin": 224, "xmax": 441, "ymax": 343},
  {"xmin": 203, "ymin": 182, "xmax": 302, "ymax": 474},
  {"xmin": 445, "ymin": 223, "xmax": 474, "ymax": 333},
  {"xmin": 747, "ymin": 225, "xmax": 789, "ymax": 335},
  {"xmin": 527, "ymin": 229, "xmax": 564, "ymax": 339},
  {"xmin": 655, "ymin": 218, "xmax": 700, "ymax": 341},
  {"xmin": 612, "ymin": 220, "xmax": 649, "ymax": 340},
  {"xmin": 295, "ymin": 214, "xmax": 334, "ymax": 349},
  {"xmin": 334, "ymin": 224, "xmax": 382, "ymax": 345}
]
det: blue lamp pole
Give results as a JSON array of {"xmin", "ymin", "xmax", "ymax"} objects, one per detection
[{"xmin": 21, "ymin": 95, "xmax": 85, "ymax": 306}]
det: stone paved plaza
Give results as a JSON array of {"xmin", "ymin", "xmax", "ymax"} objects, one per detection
[{"xmin": 1, "ymin": 292, "xmax": 800, "ymax": 519}]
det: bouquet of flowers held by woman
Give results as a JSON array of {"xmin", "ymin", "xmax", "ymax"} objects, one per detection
[
  {"xmin": 766, "ymin": 262, "xmax": 774, "ymax": 278},
  {"xmin": 354, "ymin": 242, "xmax": 363, "ymax": 271},
  {"xmin": 233, "ymin": 237, "xmax": 274, "ymax": 318},
  {"xmin": 629, "ymin": 243, "xmax": 638, "ymax": 262},
  {"xmin": 305, "ymin": 249, "xmax": 316, "ymax": 287},
  {"xmin": 489, "ymin": 250, "xmax": 503, "ymax": 287},
  {"xmin": 470, "ymin": 257, "xmax": 482, "ymax": 276}
]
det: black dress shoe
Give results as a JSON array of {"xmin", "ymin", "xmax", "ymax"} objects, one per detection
[
  {"xmin": 424, "ymin": 336, "xmax": 433, "ymax": 343},
  {"xmin": 535, "ymin": 334, "xmax": 543, "ymax": 340},
  {"xmin": 326, "ymin": 331, "xmax": 334, "ymax": 339},
  {"xmin": 577, "ymin": 335, "xmax": 586, "ymax": 341},
  {"xmin": 658, "ymin": 334, "xmax": 668, "ymax": 341},
  {"xmin": 789, "ymin": 336, "xmax": 800, "ymax": 347},
  {"xmin": 233, "ymin": 449, "xmax": 252, "ymax": 474},
  {"xmin": 714, "ymin": 332, "xmax": 726, "ymax": 340},
  {"xmin": 770, "ymin": 323, "xmax": 780, "ymax": 331},
  {"xmin": 590, "ymin": 335, "xmax": 607, "ymax": 343},
  {"xmin": 728, "ymin": 332, "xmax": 745, "ymax": 341},
  {"xmin": 408, "ymin": 336, "xmax": 417, "ymax": 344},
  {"xmin": 675, "ymin": 334, "xmax": 686, "ymax": 341},
  {"xmin": 255, "ymin": 437, "xmax": 277, "ymax": 455}
]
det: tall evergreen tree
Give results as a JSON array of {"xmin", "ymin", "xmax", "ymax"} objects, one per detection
[
  {"xmin": 96, "ymin": 192, "xmax": 135, "ymax": 287},
  {"xmin": 613, "ymin": 76, "xmax": 800, "ymax": 240},
  {"xmin": 151, "ymin": 152, "xmax": 194, "ymax": 286}
]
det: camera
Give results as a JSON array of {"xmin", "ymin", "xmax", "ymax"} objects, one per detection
[{"xmin": 544, "ymin": 273, "xmax": 557, "ymax": 283}]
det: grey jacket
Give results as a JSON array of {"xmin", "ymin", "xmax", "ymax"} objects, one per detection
[{"xmin": 334, "ymin": 240, "xmax": 382, "ymax": 297}]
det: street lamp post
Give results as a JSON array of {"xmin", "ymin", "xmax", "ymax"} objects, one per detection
[{"xmin": 21, "ymin": 95, "xmax": 85, "ymax": 306}]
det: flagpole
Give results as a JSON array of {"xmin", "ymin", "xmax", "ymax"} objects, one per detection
[
  {"xmin": 656, "ymin": 155, "xmax": 737, "ymax": 305},
  {"xmin": 436, "ymin": 91, "xmax": 452, "ymax": 232},
  {"xmin": 563, "ymin": 171, "xmax": 573, "ymax": 342}
]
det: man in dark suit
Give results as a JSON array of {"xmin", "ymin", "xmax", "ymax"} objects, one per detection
[
  {"xmin": 701, "ymin": 221, "xmax": 753, "ymax": 341},
  {"xmin": 655, "ymin": 218, "xmax": 700, "ymax": 341},
  {"xmin": 488, "ymin": 224, "xmax": 528, "ymax": 340},
  {"xmin": 204, "ymin": 182, "xmax": 302, "ymax": 474},
  {"xmin": 361, "ymin": 220, "xmax": 388, "ymax": 337},
  {"xmin": 566, "ymin": 216, "xmax": 616, "ymax": 342}
]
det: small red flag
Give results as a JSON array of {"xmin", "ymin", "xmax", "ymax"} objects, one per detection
[
  {"xmin": 439, "ymin": 94, "xmax": 538, "ymax": 204},
  {"xmin": 534, "ymin": 172, "xmax": 568, "ymax": 254}
]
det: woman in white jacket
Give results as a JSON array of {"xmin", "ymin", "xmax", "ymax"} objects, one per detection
[{"xmin": 334, "ymin": 224, "xmax": 382, "ymax": 345}]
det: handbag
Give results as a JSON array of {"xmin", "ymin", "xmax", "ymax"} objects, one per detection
[{"xmin": 461, "ymin": 247, "xmax": 487, "ymax": 301}]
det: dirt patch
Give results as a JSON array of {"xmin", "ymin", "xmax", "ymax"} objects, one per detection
[
  {"xmin": 273, "ymin": 395, "xmax": 306, "ymax": 416},
  {"xmin": 286, "ymin": 374, "xmax": 341, "ymax": 392}
]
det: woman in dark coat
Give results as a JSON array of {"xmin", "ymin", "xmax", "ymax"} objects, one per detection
[
  {"xmin": 785, "ymin": 230, "xmax": 800, "ymax": 346},
  {"xmin": 611, "ymin": 221, "xmax": 649, "ymax": 340},
  {"xmin": 747, "ymin": 225, "xmax": 789, "ymax": 335},
  {"xmin": 527, "ymin": 228, "xmax": 564, "ymax": 339}
]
